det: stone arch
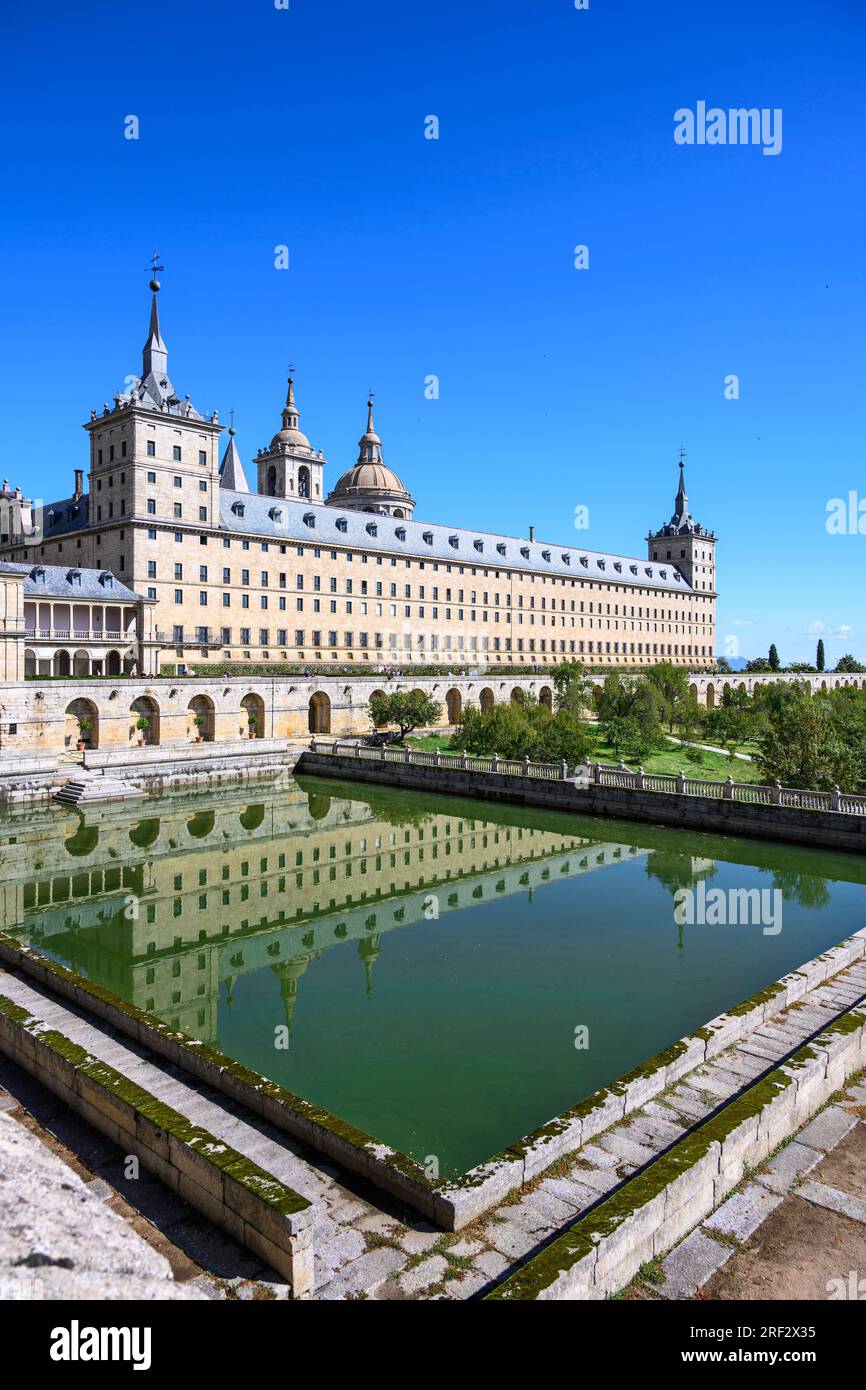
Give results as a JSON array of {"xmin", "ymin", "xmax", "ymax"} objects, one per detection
[
  {"xmin": 592, "ymin": 685, "xmax": 603, "ymax": 708},
  {"xmin": 267, "ymin": 465, "xmax": 277, "ymax": 497},
  {"xmin": 188, "ymin": 694, "xmax": 215, "ymax": 742},
  {"xmin": 129, "ymin": 818, "xmax": 160, "ymax": 849},
  {"xmin": 480, "ymin": 687, "xmax": 494, "ymax": 714},
  {"xmin": 239, "ymin": 804, "xmax": 265, "ymax": 832},
  {"xmin": 298, "ymin": 466, "xmax": 310, "ymax": 499},
  {"xmin": 706, "ymin": 683, "xmax": 715, "ymax": 709},
  {"xmin": 241, "ymin": 692, "xmax": 265, "ymax": 739},
  {"xmin": 65, "ymin": 698, "xmax": 99, "ymax": 749},
  {"xmin": 689, "ymin": 683, "xmax": 698, "ymax": 701},
  {"xmin": 106, "ymin": 650, "xmax": 122, "ymax": 676},
  {"xmin": 53, "ymin": 650, "xmax": 71, "ymax": 677},
  {"xmin": 446, "ymin": 688, "xmax": 462, "ymax": 723},
  {"xmin": 73, "ymin": 650, "xmax": 90, "ymax": 677},
  {"xmin": 309, "ymin": 691, "xmax": 331, "ymax": 734},
  {"xmin": 821, "ymin": 680, "xmax": 827, "ymax": 691},
  {"xmin": 131, "ymin": 695, "xmax": 160, "ymax": 746},
  {"xmin": 64, "ymin": 821, "xmax": 99, "ymax": 857},
  {"xmin": 510, "ymin": 687, "xmax": 525, "ymax": 705},
  {"xmin": 308, "ymin": 790, "xmax": 332, "ymax": 821},
  {"xmin": 187, "ymin": 811, "xmax": 215, "ymax": 839},
  {"xmin": 24, "ymin": 648, "xmax": 36, "ymax": 678},
  {"xmin": 539, "ymin": 685, "xmax": 553, "ymax": 712}
]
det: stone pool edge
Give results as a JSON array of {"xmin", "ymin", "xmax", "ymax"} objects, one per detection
[{"xmin": 2, "ymin": 926, "xmax": 864, "ymax": 1231}]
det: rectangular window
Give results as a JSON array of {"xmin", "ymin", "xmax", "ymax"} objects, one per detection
[
  {"xmin": 146, "ymin": 440, "xmax": 156, "ymax": 457},
  {"xmin": 172, "ymin": 447, "xmax": 182, "ymax": 462}
]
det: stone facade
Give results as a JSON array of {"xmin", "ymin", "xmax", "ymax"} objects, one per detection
[{"xmin": 0, "ymin": 284, "xmax": 717, "ymax": 675}]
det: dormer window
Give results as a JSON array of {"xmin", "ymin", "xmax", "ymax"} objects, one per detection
[
  {"xmin": 67, "ymin": 568, "xmax": 82, "ymax": 587},
  {"xmin": 629, "ymin": 563, "xmax": 638, "ymax": 575},
  {"xmin": 561, "ymin": 553, "xmax": 570, "ymax": 565},
  {"xmin": 496, "ymin": 543, "xmax": 506, "ymax": 556},
  {"xmin": 268, "ymin": 507, "xmax": 283, "ymax": 521},
  {"xmin": 644, "ymin": 566, "xmax": 653, "ymax": 577},
  {"xmin": 473, "ymin": 539, "xmax": 483, "ymax": 552},
  {"xmin": 448, "ymin": 535, "xmax": 459, "ymax": 549},
  {"xmin": 613, "ymin": 561, "xmax": 622, "ymax": 573},
  {"xmin": 541, "ymin": 549, "xmax": 551, "ymax": 562},
  {"xmin": 46, "ymin": 509, "xmax": 55, "ymax": 526},
  {"xmin": 335, "ymin": 517, "xmax": 348, "ymax": 533},
  {"xmin": 303, "ymin": 512, "xmax": 316, "ymax": 528},
  {"xmin": 30, "ymin": 566, "xmax": 46, "ymax": 583},
  {"xmin": 232, "ymin": 502, "xmax": 245, "ymax": 517},
  {"xmin": 98, "ymin": 570, "xmax": 113, "ymax": 588},
  {"xmin": 395, "ymin": 526, "xmax": 406, "ymax": 541},
  {"xmin": 520, "ymin": 546, "xmax": 530, "ymax": 559},
  {"xmin": 597, "ymin": 558, "xmax": 605, "ymax": 570},
  {"xmin": 579, "ymin": 556, "xmax": 589, "ymax": 568},
  {"xmin": 366, "ymin": 521, "xmax": 378, "ymax": 536},
  {"xmin": 659, "ymin": 568, "xmax": 668, "ymax": 579},
  {"xmin": 422, "ymin": 531, "xmax": 433, "ymax": 545}
]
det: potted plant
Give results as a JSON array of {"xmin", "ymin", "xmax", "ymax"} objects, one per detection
[
  {"xmin": 77, "ymin": 718, "xmax": 92, "ymax": 751},
  {"xmin": 247, "ymin": 712, "xmax": 258, "ymax": 740},
  {"xmin": 135, "ymin": 715, "xmax": 150, "ymax": 747},
  {"xmin": 193, "ymin": 714, "xmax": 205, "ymax": 743}
]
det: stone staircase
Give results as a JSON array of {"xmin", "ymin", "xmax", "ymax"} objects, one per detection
[{"xmin": 53, "ymin": 770, "xmax": 145, "ymax": 805}]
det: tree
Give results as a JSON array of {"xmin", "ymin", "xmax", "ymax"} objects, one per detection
[
  {"xmin": 836, "ymin": 654, "xmax": 865, "ymax": 673},
  {"xmin": 598, "ymin": 673, "xmax": 663, "ymax": 758},
  {"xmin": 746, "ymin": 657, "xmax": 771, "ymax": 672},
  {"xmin": 644, "ymin": 662, "xmax": 692, "ymax": 735},
  {"xmin": 816, "ymin": 639, "xmax": 825, "ymax": 672},
  {"xmin": 451, "ymin": 700, "xmax": 593, "ymax": 765},
  {"xmin": 768, "ymin": 644, "xmax": 780, "ymax": 671},
  {"xmin": 369, "ymin": 690, "xmax": 441, "ymax": 741},
  {"xmin": 552, "ymin": 660, "xmax": 595, "ymax": 718},
  {"xmin": 754, "ymin": 690, "xmax": 861, "ymax": 792}
]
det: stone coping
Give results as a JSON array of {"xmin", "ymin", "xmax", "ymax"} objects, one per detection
[
  {"xmin": 485, "ymin": 997, "xmax": 866, "ymax": 1300},
  {"xmin": 0, "ymin": 990, "xmax": 315, "ymax": 1296},
  {"xmin": 2, "ymin": 927, "xmax": 865, "ymax": 1232}
]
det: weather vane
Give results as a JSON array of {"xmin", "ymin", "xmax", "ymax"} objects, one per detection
[
  {"xmin": 146, "ymin": 249, "xmax": 164, "ymax": 291},
  {"xmin": 678, "ymin": 445, "xmax": 687, "ymax": 464},
  {"xmin": 287, "ymin": 362, "xmax": 295, "ymax": 379}
]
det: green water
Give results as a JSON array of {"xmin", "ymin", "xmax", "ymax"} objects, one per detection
[{"xmin": 3, "ymin": 776, "xmax": 866, "ymax": 1178}]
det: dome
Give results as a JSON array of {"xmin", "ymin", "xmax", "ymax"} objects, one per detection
[{"xmin": 330, "ymin": 461, "xmax": 410, "ymax": 498}]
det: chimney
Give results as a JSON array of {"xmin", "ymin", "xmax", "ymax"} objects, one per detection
[
  {"xmin": 529, "ymin": 525, "xmax": 535, "ymax": 543},
  {"xmin": 73, "ymin": 469, "xmax": 84, "ymax": 501}
]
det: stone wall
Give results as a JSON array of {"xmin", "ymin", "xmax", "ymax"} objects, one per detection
[{"xmin": 298, "ymin": 751, "xmax": 866, "ymax": 852}]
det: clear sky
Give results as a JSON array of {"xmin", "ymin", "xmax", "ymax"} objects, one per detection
[{"xmin": 1, "ymin": 0, "xmax": 864, "ymax": 664}]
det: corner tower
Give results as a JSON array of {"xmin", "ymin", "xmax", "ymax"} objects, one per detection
[{"xmin": 647, "ymin": 453, "xmax": 717, "ymax": 594}]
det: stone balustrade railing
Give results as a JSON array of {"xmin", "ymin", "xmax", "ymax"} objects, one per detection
[{"xmin": 307, "ymin": 739, "xmax": 866, "ymax": 817}]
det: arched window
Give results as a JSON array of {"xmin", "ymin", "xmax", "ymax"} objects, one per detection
[
  {"xmin": 267, "ymin": 465, "xmax": 277, "ymax": 497},
  {"xmin": 298, "ymin": 467, "xmax": 310, "ymax": 499}
]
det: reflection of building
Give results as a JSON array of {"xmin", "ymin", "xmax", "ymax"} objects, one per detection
[
  {"xmin": 0, "ymin": 281, "xmax": 717, "ymax": 672},
  {"xmin": 0, "ymin": 782, "xmax": 648, "ymax": 1043}
]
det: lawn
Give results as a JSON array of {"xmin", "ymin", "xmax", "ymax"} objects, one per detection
[{"xmin": 406, "ymin": 732, "xmax": 767, "ymax": 783}]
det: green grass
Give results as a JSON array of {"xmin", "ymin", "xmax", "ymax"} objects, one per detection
[
  {"xmin": 406, "ymin": 730, "xmax": 767, "ymax": 783},
  {"xmin": 589, "ymin": 734, "xmax": 766, "ymax": 783}
]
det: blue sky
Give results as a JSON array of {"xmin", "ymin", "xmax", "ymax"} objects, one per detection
[{"xmin": 1, "ymin": 0, "xmax": 864, "ymax": 663}]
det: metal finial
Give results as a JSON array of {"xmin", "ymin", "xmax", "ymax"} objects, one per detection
[
  {"xmin": 229, "ymin": 407, "xmax": 235, "ymax": 436},
  {"xmin": 678, "ymin": 445, "xmax": 687, "ymax": 465},
  {"xmin": 146, "ymin": 249, "xmax": 164, "ymax": 292}
]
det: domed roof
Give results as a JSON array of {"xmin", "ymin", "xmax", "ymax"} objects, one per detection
[{"xmin": 330, "ymin": 460, "xmax": 410, "ymax": 498}]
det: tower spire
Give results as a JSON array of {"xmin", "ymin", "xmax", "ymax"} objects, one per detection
[
  {"xmin": 358, "ymin": 394, "xmax": 382, "ymax": 465},
  {"xmin": 672, "ymin": 448, "xmax": 691, "ymax": 527},
  {"xmin": 141, "ymin": 261, "xmax": 168, "ymax": 381}
]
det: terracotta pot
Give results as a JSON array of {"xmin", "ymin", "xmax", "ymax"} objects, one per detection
[{"xmin": 195, "ymin": 736, "xmax": 203, "ymax": 744}]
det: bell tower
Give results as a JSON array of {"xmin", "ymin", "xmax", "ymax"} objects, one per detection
[
  {"xmin": 255, "ymin": 376, "xmax": 326, "ymax": 501},
  {"xmin": 647, "ymin": 451, "xmax": 717, "ymax": 594}
]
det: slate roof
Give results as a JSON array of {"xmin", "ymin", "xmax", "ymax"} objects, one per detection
[
  {"xmin": 0, "ymin": 561, "xmax": 143, "ymax": 603},
  {"xmin": 218, "ymin": 494, "xmax": 692, "ymax": 592}
]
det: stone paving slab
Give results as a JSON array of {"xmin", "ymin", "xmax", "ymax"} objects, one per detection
[
  {"xmin": 796, "ymin": 1106, "xmax": 858, "ymax": 1152},
  {"xmin": 797, "ymin": 1180, "xmax": 866, "ymax": 1226},
  {"xmin": 755, "ymin": 1140, "xmax": 823, "ymax": 1195},
  {"xmin": 704, "ymin": 1182, "xmax": 783, "ymax": 1242},
  {"xmin": 655, "ymin": 1230, "xmax": 734, "ymax": 1300}
]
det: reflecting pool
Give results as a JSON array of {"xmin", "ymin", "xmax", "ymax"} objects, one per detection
[{"xmin": 2, "ymin": 775, "xmax": 865, "ymax": 1177}]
